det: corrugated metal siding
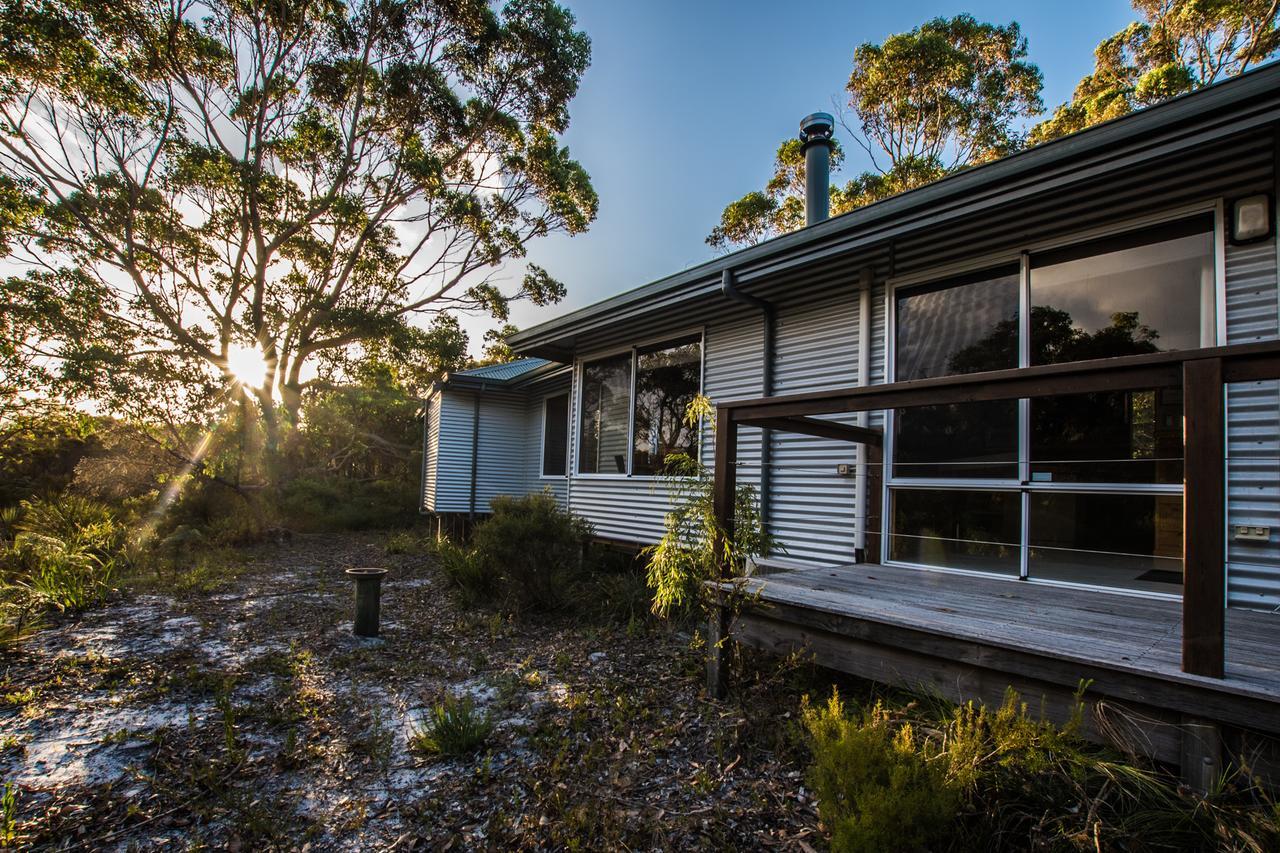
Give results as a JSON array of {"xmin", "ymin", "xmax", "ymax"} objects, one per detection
[
  {"xmin": 420, "ymin": 392, "xmax": 441, "ymax": 512},
  {"xmin": 701, "ymin": 306, "xmax": 765, "ymax": 492},
  {"xmin": 1225, "ymin": 236, "xmax": 1280, "ymax": 610},
  {"xmin": 473, "ymin": 390, "xmax": 531, "ymax": 512},
  {"xmin": 769, "ymin": 283, "xmax": 863, "ymax": 565},
  {"xmin": 432, "ymin": 391, "xmax": 479, "ymax": 513}
]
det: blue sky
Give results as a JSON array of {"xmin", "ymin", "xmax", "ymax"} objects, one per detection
[{"xmin": 473, "ymin": 0, "xmax": 1138, "ymax": 351}]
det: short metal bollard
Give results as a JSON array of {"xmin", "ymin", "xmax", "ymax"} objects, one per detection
[{"xmin": 345, "ymin": 567, "xmax": 388, "ymax": 637}]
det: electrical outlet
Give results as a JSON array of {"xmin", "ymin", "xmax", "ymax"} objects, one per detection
[{"xmin": 1234, "ymin": 525, "xmax": 1270, "ymax": 542}]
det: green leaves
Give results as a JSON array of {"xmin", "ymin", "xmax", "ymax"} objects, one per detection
[
  {"xmin": 709, "ymin": 14, "xmax": 1042, "ymax": 249},
  {"xmin": 0, "ymin": 0, "xmax": 595, "ymax": 439},
  {"xmin": 849, "ymin": 15, "xmax": 1043, "ymax": 168},
  {"xmin": 1030, "ymin": 1, "xmax": 1280, "ymax": 144}
]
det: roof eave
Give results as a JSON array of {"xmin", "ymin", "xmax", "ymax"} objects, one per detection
[{"xmin": 509, "ymin": 61, "xmax": 1280, "ymax": 355}]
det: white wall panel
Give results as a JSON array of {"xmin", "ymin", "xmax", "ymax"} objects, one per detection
[{"xmin": 1225, "ymin": 236, "xmax": 1280, "ymax": 610}]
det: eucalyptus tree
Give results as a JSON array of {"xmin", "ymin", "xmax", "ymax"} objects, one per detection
[
  {"xmin": 1031, "ymin": 0, "xmax": 1280, "ymax": 143},
  {"xmin": 0, "ymin": 0, "xmax": 596, "ymax": 448},
  {"xmin": 709, "ymin": 15, "xmax": 1042, "ymax": 249}
]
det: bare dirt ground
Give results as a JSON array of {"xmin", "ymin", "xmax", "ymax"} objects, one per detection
[{"xmin": 1, "ymin": 533, "xmax": 822, "ymax": 850}]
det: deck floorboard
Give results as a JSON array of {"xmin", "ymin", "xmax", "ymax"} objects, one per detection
[{"xmin": 732, "ymin": 563, "xmax": 1280, "ymax": 702}]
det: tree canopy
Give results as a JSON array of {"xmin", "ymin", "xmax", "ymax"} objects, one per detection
[
  {"xmin": 1031, "ymin": 0, "xmax": 1280, "ymax": 143},
  {"xmin": 708, "ymin": 15, "xmax": 1042, "ymax": 250},
  {"xmin": 0, "ymin": 0, "xmax": 597, "ymax": 442}
]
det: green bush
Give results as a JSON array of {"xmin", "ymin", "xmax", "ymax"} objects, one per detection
[
  {"xmin": 463, "ymin": 492, "xmax": 593, "ymax": 613},
  {"xmin": 0, "ymin": 495, "xmax": 126, "ymax": 644},
  {"xmin": 643, "ymin": 396, "xmax": 773, "ymax": 618},
  {"xmin": 409, "ymin": 694, "xmax": 493, "ymax": 757},
  {"xmin": 804, "ymin": 685, "xmax": 1280, "ymax": 851},
  {"xmin": 277, "ymin": 476, "xmax": 416, "ymax": 532},
  {"xmin": 802, "ymin": 690, "xmax": 958, "ymax": 853},
  {"xmin": 582, "ymin": 544, "xmax": 652, "ymax": 624},
  {"xmin": 431, "ymin": 538, "xmax": 496, "ymax": 609}
]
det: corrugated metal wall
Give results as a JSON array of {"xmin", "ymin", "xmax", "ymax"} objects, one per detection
[
  {"xmin": 1225, "ymin": 236, "xmax": 1280, "ymax": 610},
  {"xmin": 431, "ymin": 390, "xmax": 480, "ymax": 513},
  {"xmin": 472, "ymin": 390, "xmax": 530, "ymax": 512},
  {"xmin": 420, "ymin": 393, "xmax": 441, "ymax": 512},
  {"xmin": 769, "ymin": 285, "xmax": 863, "ymax": 565}
]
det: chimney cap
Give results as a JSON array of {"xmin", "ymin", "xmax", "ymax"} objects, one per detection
[{"xmin": 799, "ymin": 112, "xmax": 835, "ymax": 146}]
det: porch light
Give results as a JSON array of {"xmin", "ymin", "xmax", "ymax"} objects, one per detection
[{"xmin": 1230, "ymin": 194, "xmax": 1272, "ymax": 244}]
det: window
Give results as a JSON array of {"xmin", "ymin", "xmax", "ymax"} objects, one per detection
[
  {"xmin": 894, "ymin": 267, "xmax": 1020, "ymax": 479},
  {"xmin": 890, "ymin": 488, "xmax": 1021, "ymax": 576},
  {"xmin": 541, "ymin": 393, "xmax": 568, "ymax": 477},
  {"xmin": 886, "ymin": 214, "xmax": 1216, "ymax": 593},
  {"xmin": 576, "ymin": 336, "xmax": 703, "ymax": 476},
  {"xmin": 632, "ymin": 338, "xmax": 702, "ymax": 475},
  {"xmin": 578, "ymin": 353, "xmax": 631, "ymax": 474},
  {"xmin": 1028, "ymin": 217, "xmax": 1214, "ymax": 484}
]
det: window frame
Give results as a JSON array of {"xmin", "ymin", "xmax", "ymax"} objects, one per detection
[
  {"xmin": 880, "ymin": 201, "xmax": 1225, "ymax": 597},
  {"xmin": 539, "ymin": 391, "xmax": 570, "ymax": 479},
  {"xmin": 572, "ymin": 328, "xmax": 706, "ymax": 479}
]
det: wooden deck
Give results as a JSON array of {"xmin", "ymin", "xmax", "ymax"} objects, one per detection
[{"xmin": 717, "ymin": 562, "xmax": 1280, "ymax": 766}]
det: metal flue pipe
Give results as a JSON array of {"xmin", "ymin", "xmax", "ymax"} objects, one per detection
[{"xmin": 799, "ymin": 112, "xmax": 835, "ymax": 226}]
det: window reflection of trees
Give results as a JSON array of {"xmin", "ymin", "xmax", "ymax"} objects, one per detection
[{"xmin": 632, "ymin": 341, "xmax": 701, "ymax": 475}]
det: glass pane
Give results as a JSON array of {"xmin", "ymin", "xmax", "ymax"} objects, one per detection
[
  {"xmin": 578, "ymin": 354, "xmax": 631, "ymax": 474},
  {"xmin": 894, "ymin": 400, "xmax": 1018, "ymax": 479},
  {"xmin": 1029, "ymin": 492, "xmax": 1183, "ymax": 593},
  {"xmin": 1029, "ymin": 219, "xmax": 1211, "ymax": 484},
  {"xmin": 894, "ymin": 266, "xmax": 1020, "ymax": 479},
  {"xmin": 632, "ymin": 338, "xmax": 702, "ymax": 475},
  {"xmin": 1030, "ymin": 387, "xmax": 1183, "ymax": 483},
  {"xmin": 542, "ymin": 394, "xmax": 568, "ymax": 477},
  {"xmin": 890, "ymin": 488, "xmax": 1021, "ymax": 575}
]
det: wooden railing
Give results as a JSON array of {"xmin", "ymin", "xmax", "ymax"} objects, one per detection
[{"xmin": 711, "ymin": 339, "xmax": 1280, "ymax": 679}]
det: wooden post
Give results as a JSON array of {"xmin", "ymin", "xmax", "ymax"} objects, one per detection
[
  {"xmin": 1182, "ymin": 357, "xmax": 1225, "ymax": 678},
  {"xmin": 707, "ymin": 407, "xmax": 738, "ymax": 699}
]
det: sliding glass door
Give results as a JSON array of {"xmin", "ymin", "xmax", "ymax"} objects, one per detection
[{"xmin": 885, "ymin": 213, "xmax": 1216, "ymax": 594}]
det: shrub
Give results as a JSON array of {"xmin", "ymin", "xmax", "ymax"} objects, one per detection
[
  {"xmin": 432, "ymin": 538, "xmax": 496, "ymax": 608},
  {"xmin": 644, "ymin": 396, "xmax": 772, "ymax": 618},
  {"xmin": 0, "ymin": 495, "xmax": 126, "ymax": 645},
  {"xmin": 464, "ymin": 492, "xmax": 593, "ymax": 613},
  {"xmin": 582, "ymin": 544, "xmax": 653, "ymax": 624},
  {"xmin": 804, "ymin": 685, "xmax": 1280, "ymax": 851},
  {"xmin": 277, "ymin": 476, "xmax": 416, "ymax": 532},
  {"xmin": 802, "ymin": 690, "xmax": 958, "ymax": 853},
  {"xmin": 409, "ymin": 694, "xmax": 493, "ymax": 757},
  {"xmin": 384, "ymin": 531, "xmax": 421, "ymax": 555}
]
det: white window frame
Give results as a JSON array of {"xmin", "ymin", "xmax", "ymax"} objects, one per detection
[
  {"xmin": 879, "ymin": 201, "xmax": 1225, "ymax": 598},
  {"xmin": 539, "ymin": 392, "xmax": 570, "ymax": 479},
  {"xmin": 572, "ymin": 328, "xmax": 706, "ymax": 479}
]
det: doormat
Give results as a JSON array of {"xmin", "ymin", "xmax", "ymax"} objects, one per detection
[{"xmin": 1135, "ymin": 569, "xmax": 1183, "ymax": 586}]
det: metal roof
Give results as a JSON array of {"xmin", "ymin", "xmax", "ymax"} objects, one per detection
[
  {"xmin": 437, "ymin": 357, "xmax": 569, "ymax": 393},
  {"xmin": 453, "ymin": 358, "xmax": 550, "ymax": 381},
  {"xmin": 510, "ymin": 60, "xmax": 1280, "ymax": 359}
]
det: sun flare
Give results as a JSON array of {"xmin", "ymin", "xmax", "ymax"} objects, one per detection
[{"xmin": 226, "ymin": 343, "xmax": 270, "ymax": 390}]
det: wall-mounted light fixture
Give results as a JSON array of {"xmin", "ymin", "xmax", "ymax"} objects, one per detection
[{"xmin": 1229, "ymin": 194, "xmax": 1273, "ymax": 245}]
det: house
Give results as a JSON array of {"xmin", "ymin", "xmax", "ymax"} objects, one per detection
[
  {"xmin": 425, "ymin": 63, "xmax": 1280, "ymax": 781},
  {"xmin": 419, "ymin": 357, "xmax": 571, "ymax": 536}
]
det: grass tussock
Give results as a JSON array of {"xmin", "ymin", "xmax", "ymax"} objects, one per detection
[
  {"xmin": 802, "ymin": 685, "xmax": 1280, "ymax": 852},
  {"xmin": 409, "ymin": 694, "xmax": 493, "ymax": 758}
]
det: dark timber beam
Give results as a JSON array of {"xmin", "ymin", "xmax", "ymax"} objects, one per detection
[
  {"xmin": 743, "ymin": 416, "xmax": 884, "ymax": 446},
  {"xmin": 1182, "ymin": 357, "xmax": 1225, "ymax": 678},
  {"xmin": 707, "ymin": 407, "xmax": 738, "ymax": 700},
  {"xmin": 719, "ymin": 339, "xmax": 1280, "ymax": 421}
]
